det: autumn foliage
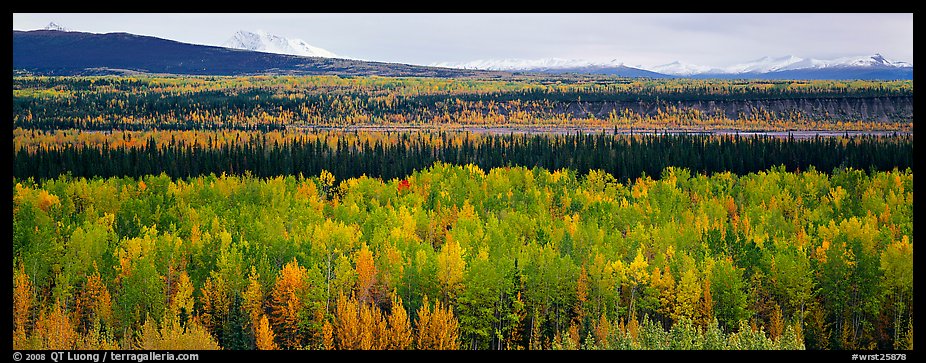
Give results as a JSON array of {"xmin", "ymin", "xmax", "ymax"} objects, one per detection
[
  {"xmin": 270, "ymin": 259, "xmax": 310, "ymax": 349},
  {"xmin": 11, "ymin": 163, "xmax": 913, "ymax": 350}
]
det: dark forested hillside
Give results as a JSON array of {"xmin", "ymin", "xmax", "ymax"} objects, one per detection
[{"xmin": 13, "ymin": 30, "xmax": 491, "ymax": 77}]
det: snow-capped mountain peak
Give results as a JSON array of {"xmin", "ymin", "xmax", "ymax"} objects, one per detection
[
  {"xmin": 431, "ymin": 57, "xmax": 625, "ymax": 71},
  {"xmin": 644, "ymin": 54, "xmax": 912, "ymax": 76},
  {"xmin": 222, "ymin": 30, "xmax": 337, "ymax": 58},
  {"xmin": 871, "ymin": 53, "xmax": 888, "ymax": 64},
  {"xmin": 648, "ymin": 61, "xmax": 716, "ymax": 76},
  {"xmin": 722, "ymin": 55, "xmax": 804, "ymax": 74},
  {"xmin": 431, "ymin": 53, "xmax": 910, "ymax": 79},
  {"xmin": 43, "ymin": 22, "xmax": 71, "ymax": 32},
  {"xmin": 824, "ymin": 53, "xmax": 912, "ymax": 68}
]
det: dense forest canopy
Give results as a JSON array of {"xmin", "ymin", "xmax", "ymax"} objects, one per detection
[
  {"xmin": 12, "ymin": 164, "xmax": 913, "ymax": 350},
  {"xmin": 13, "ymin": 76, "xmax": 913, "ymax": 131},
  {"xmin": 11, "ymin": 75, "xmax": 914, "ymax": 351}
]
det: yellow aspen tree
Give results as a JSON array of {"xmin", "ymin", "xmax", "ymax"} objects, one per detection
[
  {"xmin": 650, "ymin": 266, "xmax": 676, "ymax": 323},
  {"xmin": 12, "ymin": 328, "xmax": 28, "ymax": 350},
  {"xmin": 354, "ymin": 243, "xmax": 378, "ymax": 303},
  {"xmin": 386, "ymin": 291, "xmax": 413, "ymax": 349},
  {"xmin": 321, "ymin": 320, "xmax": 335, "ymax": 350},
  {"xmin": 627, "ymin": 313, "xmax": 640, "ymax": 345},
  {"xmin": 437, "ymin": 239, "xmax": 465, "ymax": 302},
  {"xmin": 902, "ymin": 320, "xmax": 913, "ymax": 351},
  {"xmin": 358, "ymin": 300, "xmax": 388, "ymax": 349},
  {"xmin": 136, "ymin": 315, "xmax": 161, "ymax": 350},
  {"xmin": 333, "ymin": 293, "xmax": 362, "ymax": 349},
  {"xmin": 199, "ymin": 275, "xmax": 230, "ymax": 333},
  {"xmin": 415, "ymin": 295, "xmax": 435, "ymax": 349},
  {"xmin": 358, "ymin": 302, "xmax": 376, "ymax": 349},
  {"xmin": 627, "ymin": 249, "xmax": 649, "ymax": 315},
  {"xmin": 594, "ymin": 312, "xmax": 611, "ymax": 348},
  {"xmin": 673, "ymin": 268, "xmax": 702, "ymax": 324},
  {"xmin": 769, "ymin": 304, "xmax": 784, "ymax": 341},
  {"xmin": 136, "ymin": 314, "xmax": 221, "ymax": 350},
  {"xmin": 310, "ymin": 307, "xmax": 328, "ymax": 348},
  {"xmin": 75, "ymin": 320, "xmax": 119, "ymax": 350},
  {"xmin": 415, "ymin": 295, "xmax": 460, "ymax": 350},
  {"xmin": 374, "ymin": 303, "xmax": 390, "ymax": 349},
  {"xmin": 75, "ymin": 266, "xmax": 113, "ymax": 333},
  {"xmin": 270, "ymin": 259, "xmax": 309, "ymax": 349},
  {"xmin": 161, "ymin": 318, "xmax": 221, "ymax": 350},
  {"xmin": 169, "ymin": 271, "xmax": 194, "ymax": 322},
  {"xmin": 331, "ymin": 292, "xmax": 388, "ymax": 350},
  {"xmin": 242, "ymin": 267, "xmax": 264, "ymax": 325},
  {"xmin": 13, "ymin": 264, "xmax": 33, "ymax": 337},
  {"xmin": 380, "ymin": 244, "xmax": 406, "ymax": 298},
  {"xmin": 33, "ymin": 302, "xmax": 77, "ymax": 350},
  {"xmin": 36, "ymin": 189, "xmax": 60, "ymax": 212},
  {"xmin": 254, "ymin": 315, "xmax": 279, "ymax": 350},
  {"xmin": 575, "ymin": 266, "xmax": 589, "ymax": 323},
  {"xmin": 567, "ymin": 322, "xmax": 580, "ymax": 349},
  {"xmin": 699, "ymin": 278, "xmax": 714, "ymax": 329}
]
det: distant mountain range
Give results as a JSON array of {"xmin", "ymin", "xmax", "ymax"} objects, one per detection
[
  {"xmin": 435, "ymin": 54, "xmax": 913, "ymax": 80},
  {"xmin": 13, "ymin": 25, "xmax": 912, "ymax": 80},
  {"xmin": 43, "ymin": 22, "xmax": 72, "ymax": 32},
  {"xmin": 430, "ymin": 58, "xmax": 672, "ymax": 78},
  {"xmin": 12, "ymin": 28, "xmax": 488, "ymax": 78}
]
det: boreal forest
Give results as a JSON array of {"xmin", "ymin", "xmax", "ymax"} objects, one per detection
[{"xmin": 12, "ymin": 76, "xmax": 913, "ymax": 351}]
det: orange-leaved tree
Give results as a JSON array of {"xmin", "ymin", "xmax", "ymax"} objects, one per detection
[
  {"xmin": 415, "ymin": 295, "xmax": 459, "ymax": 350},
  {"xmin": 254, "ymin": 315, "xmax": 278, "ymax": 350},
  {"xmin": 270, "ymin": 259, "xmax": 310, "ymax": 349},
  {"xmin": 75, "ymin": 265, "xmax": 113, "ymax": 334},
  {"xmin": 354, "ymin": 243, "xmax": 378, "ymax": 304},
  {"xmin": 386, "ymin": 291, "xmax": 413, "ymax": 349},
  {"xmin": 13, "ymin": 264, "xmax": 34, "ymax": 348}
]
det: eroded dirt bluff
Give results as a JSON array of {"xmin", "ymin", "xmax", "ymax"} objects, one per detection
[{"xmin": 501, "ymin": 96, "xmax": 913, "ymax": 123}]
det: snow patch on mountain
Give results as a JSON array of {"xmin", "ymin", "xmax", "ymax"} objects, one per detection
[
  {"xmin": 432, "ymin": 57, "xmax": 625, "ymax": 71},
  {"xmin": 647, "ymin": 61, "xmax": 717, "ymax": 76},
  {"xmin": 647, "ymin": 54, "xmax": 912, "ymax": 76},
  {"xmin": 722, "ymin": 54, "xmax": 912, "ymax": 74},
  {"xmin": 723, "ymin": 55, "xmax": 804, "ymax": 74},
  {"xmin": 222, "ymin": 30, "xmax": 337, "ymax": 58},
  {"xmin": 437, "ymin": 54, "xmax": 911, "ymax": 76},
  {"xmin": 817, "ymin": 54, "xmax": 912, "ymax": 68},
  {"xmin": 43, "ymin": 22, "xmax": 71, "ymax": 32}
]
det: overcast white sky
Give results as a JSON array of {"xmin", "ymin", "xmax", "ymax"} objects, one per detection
[{"xmin": 12, "ymin": 13, "xmax": 914, "ymax": 67}]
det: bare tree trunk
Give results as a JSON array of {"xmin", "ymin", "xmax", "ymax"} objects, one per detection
[
  {"xmin": 166, "ymin": 250, "xmax": 173, "ymax": 311},
  {"xmin": 529, "ymin": 313, "xmax": 534, "ymax": 350},
  {"xmin": 799, "ymin": 302, "xmax": 805, "ymax": 338},
  {"xmin": 629, "ymin": 286, "xmax": 636, "ymax": 319},
  {"xmin": 325, "ymin": 253, "xmax": 332, "ymax": 315}
]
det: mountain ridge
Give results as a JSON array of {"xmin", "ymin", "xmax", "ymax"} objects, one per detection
[
  {"xmin": 12, "ymin": 29, "xmax": 491, "ymax": 78},
  {"xmin": 13, "ymin": 28, "xmax": 912, "ymax": 80},
  {"xmin": 431, "ymin": 58, "xmax": 672, "ymax": 78}
]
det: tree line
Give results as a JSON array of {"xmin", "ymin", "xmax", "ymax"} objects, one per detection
[{"xmin": 15, "ymin": 129, "xmax": 913, "ymax": 182}]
